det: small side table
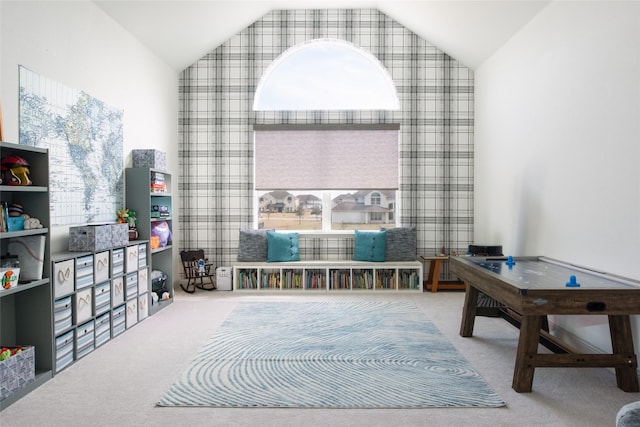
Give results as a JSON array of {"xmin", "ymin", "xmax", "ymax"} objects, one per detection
[{"xmin": 420, "ymin": 255, "xmax": 465, "ymax": 292}]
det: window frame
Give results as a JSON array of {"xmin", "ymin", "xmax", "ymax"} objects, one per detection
[{"xmin": 255, "ymin": 189, "xmax": 399, "ymax": 233}]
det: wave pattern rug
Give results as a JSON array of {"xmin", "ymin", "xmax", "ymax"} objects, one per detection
[{"xmin": 157, "ymin": 300, "xmax": 506, "ymax": 408}]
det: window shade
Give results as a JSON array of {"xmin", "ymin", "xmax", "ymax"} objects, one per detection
[{"xmin": 254, "ymin": 125, "xmax": 399, "ymax": 190}]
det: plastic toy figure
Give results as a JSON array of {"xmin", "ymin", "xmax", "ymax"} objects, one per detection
[{"xmin": 197, "ymin": 258, "xmax": 206, "ymax": 276}]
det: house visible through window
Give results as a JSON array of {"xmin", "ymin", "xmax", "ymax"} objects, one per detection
[
  {"xmin": 257, "ymin": 190, "xmax": 396, "ymax": 231},
  {"xmin": 253, "ymin": 39, "xmax": 400, "ymax": 232}
]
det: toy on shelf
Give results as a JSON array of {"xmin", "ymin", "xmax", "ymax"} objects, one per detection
[
  {"xmin": 1, "ymin": 155, "xmax": 32, "ymax": 186},
  {"xmin": 0, "ymin": 346, "xmax": 23, "ymax": 361},
  {"xmin": 151, "ymin": 269, "xmax": 170, "ymax": 302},
  {"xmin": 150, "ymin": 221, "xmax": 171, "ymax": 248},
  {"xmin": 117, "ymin": 208, "xmax": 129, "ymax": 224},
  {"xmin": 117, "ymin": 208, "xmax": 139, "ymax": 240},
  {"xmin": 23, "ymin": 215, "xmax": 43, "ymax": 230},
  {"xmin": 1, "ymin": 202, "xmax": 43, "ymax": 231}
]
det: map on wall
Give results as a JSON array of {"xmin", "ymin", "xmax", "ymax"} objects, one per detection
[{"xmin": 18, "ymin": 66, "xmax": 123, "ymax": 226}]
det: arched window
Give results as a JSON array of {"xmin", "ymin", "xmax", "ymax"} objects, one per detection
[
  {"xmin": 253, "ymin": 39, "xmax": 399, "ymax": 111},
  {"xmin": 253, "ymin": 39, "xmax": 400, "ymax": 231},
  {"xmin": 371, "ymin": 192, "xmax": 381, "ymax": 206}
]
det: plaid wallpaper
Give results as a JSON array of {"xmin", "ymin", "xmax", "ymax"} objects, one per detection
[{"xmin": 179, "ymin": 9, "xmax": 474, "ymax": 273}]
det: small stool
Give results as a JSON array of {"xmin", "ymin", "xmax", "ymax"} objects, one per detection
[{"xmin": 420, "ymin": 256, "xmax": 465, "ymax": 292}]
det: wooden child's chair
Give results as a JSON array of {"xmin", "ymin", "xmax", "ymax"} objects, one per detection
[{"xmin": 179, "ymin": 249, "xmax": 216, "ymax": 293}]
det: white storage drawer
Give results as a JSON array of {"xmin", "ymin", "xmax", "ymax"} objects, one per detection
[
  {"xmin": 95, "ymin": 311, "xmax": 111, "ymax": 348},
  {"xmin": 138, "ymin": 268, "xmax": 149, "ymax": 294},
  {"xmin": 112, "ymin": 304, "xmax": 126, "ymax": 337},
  {"xmin": 126, "ymin": 299, "xmax": 138, "ymax": 329},
  {"xmin": 74, "ymin": 288, "xmax": 93, "ymax": 324},
  {"xmin": 75, "ymin": 255, "xmax": 94, "ymax": 290},
  {"xmin": 125, "ymin": 272, "xmax": 138, "ymax": 300},
  {"xmin": 94, "ymin": 250, "xmax": 110, "ymax": 283},
  {"xmin": 53, "ymin": 259, "xmax": 75, "ymax": 298},
  {"xmin": 75, "ymin": 320, "xmax": 95, "ymax": 359},
  {"xmin": 94, "ymin": 281, "xmax": 111, "ymax": 315},
  {"xmin": 138, "ymin": 243, "xmax": 147, "ymax": 268},
  {"xmin": 112, "ymin": 248, "xmax": 124, "ymax": 276},
  {"xmin": 55, "ymin": 330, "xmax": 74, "ymax": 373},
  {"xmin": 112, "ymin": 276, "xmax": 125, "ymax": 307},
  {"xmin": 54, "ymin": 295, "xmax": 73, "ymax": 335},
  {"xmin": 125, "ymin": 245, "xmax": 138, "ymax": 273},
  {"xmin": 138, "ymin": 293, "xmax": 149, "ymax": 321}
]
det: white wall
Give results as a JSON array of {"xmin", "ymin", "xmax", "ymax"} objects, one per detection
[
  {"xmin": 475, "ymin": 1, "xmax": 640, "ymax": 351},
  {"xmin": 0, "ymin": 1, "xmax": 179, "ymax": 255}
]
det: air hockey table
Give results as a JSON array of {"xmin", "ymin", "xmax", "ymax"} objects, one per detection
[{"xmin": 448, "ymin": 255, "xmax": 640, "ymax": 393}]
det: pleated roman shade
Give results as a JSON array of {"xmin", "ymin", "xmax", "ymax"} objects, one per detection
[{"xmin": 254, "ymin": 125, "xmax": 399, "ymax": 190}]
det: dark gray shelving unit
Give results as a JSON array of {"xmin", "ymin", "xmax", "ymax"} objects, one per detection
[
  {"xmin": 125, "ymin": 167, "xmax": 173, "ymax": 315},
  {"xmin": 0, "ymin": 142, "xmax": 52, "ymax": 410}
]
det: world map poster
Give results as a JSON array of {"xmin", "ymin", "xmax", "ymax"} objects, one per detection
[{"xmin": 18, "ymin": 66, "xmax": 123, "ymax": 226}]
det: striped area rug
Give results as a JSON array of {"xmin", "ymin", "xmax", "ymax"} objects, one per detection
[{"xmin": 157, "ymin": 300, "xmax": 505, "ymax": 408}]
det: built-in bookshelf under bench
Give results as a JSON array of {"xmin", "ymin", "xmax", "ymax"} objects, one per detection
[{"xmin": 232, "ymin": 261, "xmax": 423, "ymax": 292}]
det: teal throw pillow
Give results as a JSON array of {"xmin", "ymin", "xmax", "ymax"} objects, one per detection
[
  {"xmin": 353, "ymin": 230, "xmax": 387, "ymax": 262},
  {"xmin": 267, "ymin": 231, "xmax": 300, "ymax": 262}
]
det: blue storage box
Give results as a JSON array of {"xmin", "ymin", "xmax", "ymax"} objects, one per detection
[{"xmin": 7, "ymin": 216, "xmax": 24, "ymax": 232}]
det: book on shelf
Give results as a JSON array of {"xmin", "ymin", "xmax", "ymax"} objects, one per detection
[
  {"xmin": 0, "ymin": 201, "xmax": 9, "ymax": 232},
  {"xmin": 151, "ymin": 171, "xmax": 165, "ymax": 182},
  {"xmin": 239, "ymin": 270, "xmax": 258, "ymax": 289},
  {"xmin": 150, "ymin": 171, "xmax": 167, "ymax": 193},
  {"xmin": 259, "ymin": 271, "xmax": 280, "ymax": 289},
  {"xmin": 150, "ymin": 183, "xmax": 167, "ymax": 193},
  {"xmin": 305, "ymin": 270, "xmax": 326, "ymax": 289}
]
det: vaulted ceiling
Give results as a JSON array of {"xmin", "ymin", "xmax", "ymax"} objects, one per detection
[{"xmin": 93, "ymin": 0, "xmax": 550, "ymax": 72}]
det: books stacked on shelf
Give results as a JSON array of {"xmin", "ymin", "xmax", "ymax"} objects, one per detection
[
  {"xmin": 260, "ymin": 271, "xmax": 280, "ymax": 289},
  {"xmin": 399, "ymin": 270, "xmax": 420, "ymax": 290},
  {"xmin": 330, "ymin": 269, "xmax": 350, "ymax": 290},
  {"xmin": 305, "ymin": 270, "xmax": 326, "ymax": 290},
  {"xmin": 282, "ymin": 269, "xmax": 302, "ymax": 289},
  {"xmin": 376, "ymin": 269, "xmax": 397, "ymax": 289},
  {"xmin": 352, "ymin": 269, "xmax": 373, "ymax": 289},
  {"xmin": 150, "ymin": 171, "xmax": 167, "ymax": 193},
  {"xmin": 238, "ymin": 269, "xmax": 258, "ymax": 289}
]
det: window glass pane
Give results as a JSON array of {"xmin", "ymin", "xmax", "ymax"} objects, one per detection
[
  {"xmin": 258, "ymin": 190, "xmax": 323, "ymax": 231},
  {"xmin": 257, "ymin": 190, "xmax": 396, "ymax": 231},
  {"xmin": 331, "ymin": 190, "xmax": 396, "ymax": 231}
]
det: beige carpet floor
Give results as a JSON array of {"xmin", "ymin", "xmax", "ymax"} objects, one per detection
[{"xmin": 1, "ymin": 289, "xmax": 637, "ymax": 426}]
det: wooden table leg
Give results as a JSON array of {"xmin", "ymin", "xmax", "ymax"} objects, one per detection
[
  {"xmin": 609, "ymin": 315, "xmax": 640, "ymax": 392},
  {"xmin": 512, "ymin": 315, "xmax": 543, "ymax": 392},
  {"xmin": 460, "ymin": 282, "xmax": 479, "ymax": 337},
  {"xmin": 430, "ymin": 258, "xmax": 443, "ymax": 292}
]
